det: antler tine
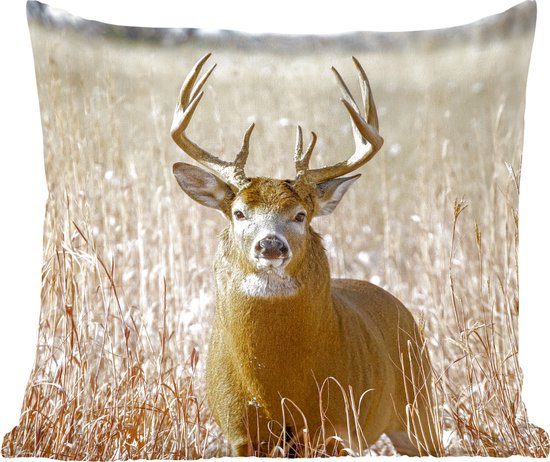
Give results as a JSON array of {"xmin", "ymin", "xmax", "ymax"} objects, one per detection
[
  {"xmin": 295, "ymin": 126, "xmax": 304, "ymax": 166},
  {"xmin": 304, "ymin": 58, "xmax": 383, "ymax": 184},
  {"xmin": 233, "ymin": 122, "xmax": 256, "ymax": 184},
  {"xmin": 171, "ymin": 53, "xmax": 253, "ymax": 190},
  {"xmin": 352, "ymin": 56, "xmax": 379, "ymax": 130},
  {"xmin": 331, "ymin": 65, "xmax": 361, "ymax": 116},
  {"xmin": 294, "ymin": 126, "xmax": 317, "ymax": 179},
  {"xmin": 179, "ymin": 53, "xmax": 216, "ymax": 109}
]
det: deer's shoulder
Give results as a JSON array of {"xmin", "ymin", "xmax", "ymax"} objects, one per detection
[{"xmin": 330, "ymin": 278, "xmax": 415, "ymax": 328}]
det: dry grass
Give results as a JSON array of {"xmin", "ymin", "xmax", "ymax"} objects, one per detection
[{"xmin": 2, "ymin": 18, "xmax": 548, "ymax": 458}]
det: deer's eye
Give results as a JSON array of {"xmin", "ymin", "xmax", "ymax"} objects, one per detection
[
  {"xmin": 294, "ymin": 212, "xmax": 306, "ymax": 223},
  {"xmin": 233, "ymin": 210, "xmax": 246, "ymax": 220}
]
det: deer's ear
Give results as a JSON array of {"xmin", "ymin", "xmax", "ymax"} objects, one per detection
[
  {"xmin": 314, "ymin": 174, "xmax": 360, "ymax": 216},
  {"xmin": 173, "ymin": 163, "xmax": 234, "ymax": 212}
]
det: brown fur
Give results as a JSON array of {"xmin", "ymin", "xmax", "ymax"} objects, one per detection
[{"xmin": 195, "ymin": 178, "xmax": 443, "ymax": 456}]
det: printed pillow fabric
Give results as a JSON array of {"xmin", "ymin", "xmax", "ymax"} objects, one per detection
[{"xmin": 2, "ymin": 1, "xmax": 547, "ymax": 458}]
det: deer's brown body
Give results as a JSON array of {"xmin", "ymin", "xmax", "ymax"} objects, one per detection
[
  {"xmin": 209, "ymin": 218, "xmax": 435, "ymax": 456},
  {"xmin": 171, "ymin": 54, "xmax": 442, "ymax": 456}
]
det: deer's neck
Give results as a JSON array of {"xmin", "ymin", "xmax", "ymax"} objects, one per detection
[
  {"xmin": 213, "ymin": 228, "xmax": 336, "ymax": 342},
  {"xmin": 211, "ymin": 228, "xmax": 342, "ymax": 410}
]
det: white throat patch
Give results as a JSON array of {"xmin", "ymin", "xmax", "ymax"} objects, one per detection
[{"xmin": 241, "ymin": 271, "xmax": 298, "ymax": 298}]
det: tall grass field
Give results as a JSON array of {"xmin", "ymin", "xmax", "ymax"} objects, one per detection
[{"xmin": 2, "ymin": 4, "xmax": 548, "ymax": 458}]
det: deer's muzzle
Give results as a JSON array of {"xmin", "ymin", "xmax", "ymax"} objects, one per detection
[
  {"xmin": 253, "ymin": 235, "xmax": 290, "ymax": 269},
  {"xmin": 256, "ymin": 235, "xmax": 288, "ymax": 259}
]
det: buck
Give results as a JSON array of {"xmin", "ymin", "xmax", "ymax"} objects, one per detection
[{"xmin": 171, "ymin": 53, "xmax": 442, "ymax": 456}]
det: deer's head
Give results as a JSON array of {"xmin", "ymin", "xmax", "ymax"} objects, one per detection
[{"xmin": 171, "ymin": 54, "xmax": 383, "ymax": 279}]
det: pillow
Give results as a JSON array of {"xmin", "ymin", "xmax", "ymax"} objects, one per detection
[{"xmin": 2, "ymin": 1, "xmax": 547, "ymax": 458}]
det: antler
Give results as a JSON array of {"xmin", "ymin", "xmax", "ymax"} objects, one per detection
[
  {"xmin": 295, "ymin": 57, "xmax": 384, "ymax": 184},
  {"xmin": 294, "ymin": 126, "xmax": 317, "ymax": 180},
  {"xmin": 171, "ymin": 53, "xmax": 255, "ymax": 190}
]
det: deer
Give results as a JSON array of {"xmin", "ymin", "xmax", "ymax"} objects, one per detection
[{"xmin": 170, "ymin": 53, "xmax": 442, "ymax": 457}]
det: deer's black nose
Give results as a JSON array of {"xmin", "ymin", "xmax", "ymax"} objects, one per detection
[{"xmin": 256, "ymin": 235, "xmax": 288, "ymax": 259}]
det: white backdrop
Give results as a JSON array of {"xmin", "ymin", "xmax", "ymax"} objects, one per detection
[{"xmin": 0, "ymin": 0, "xmax": 548, "ymax": 456}]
